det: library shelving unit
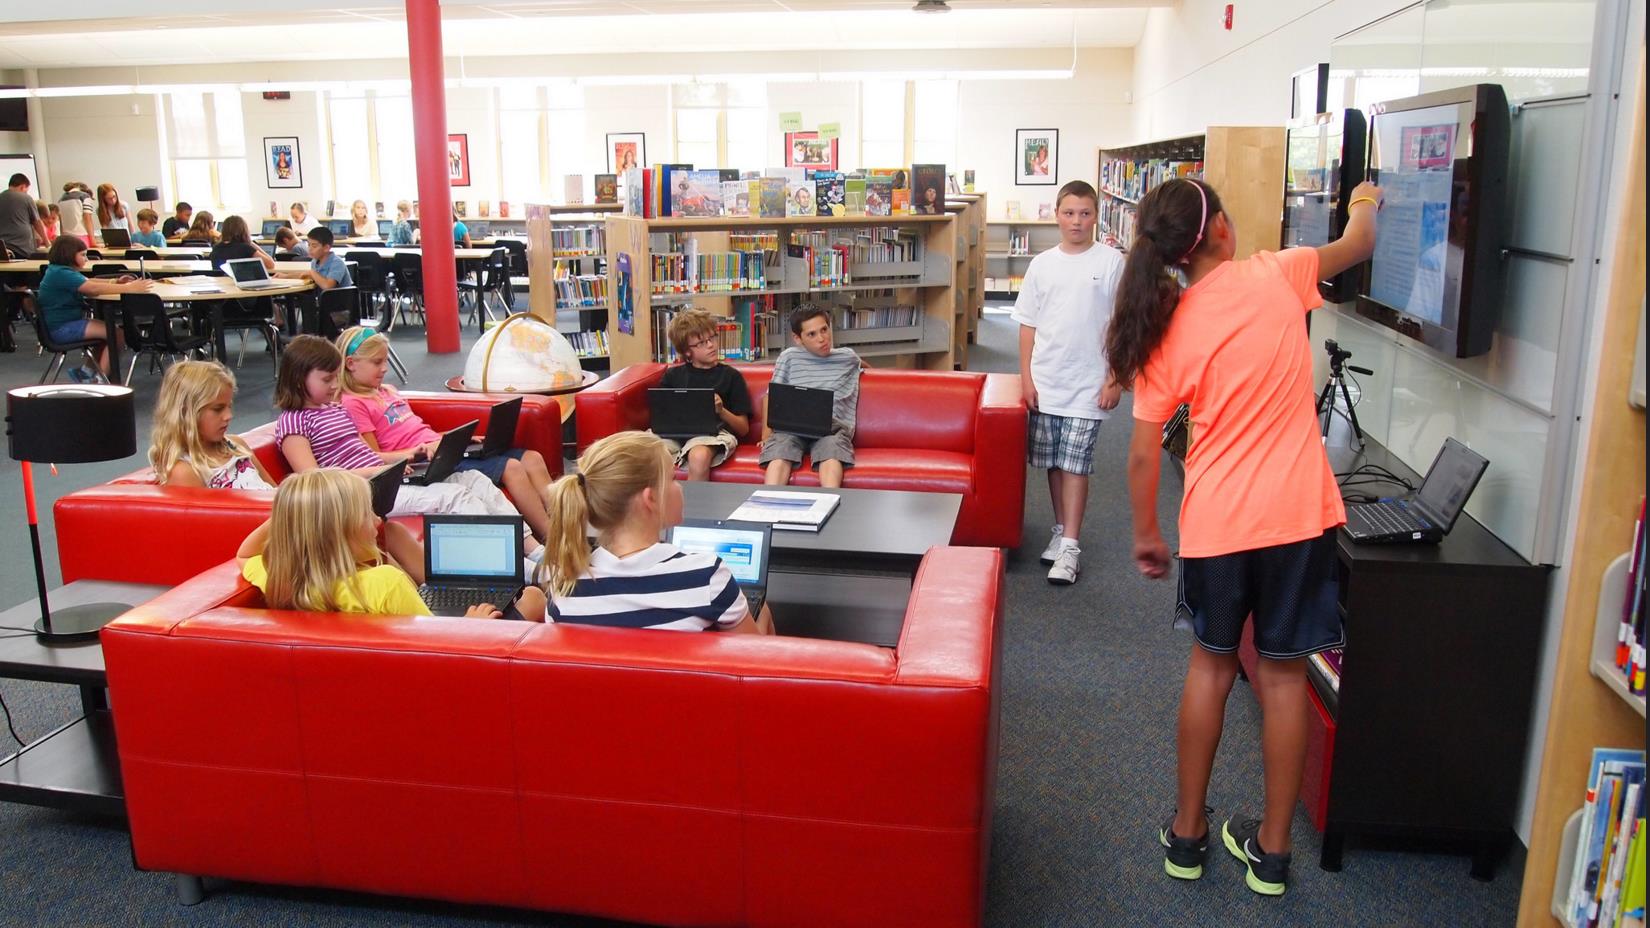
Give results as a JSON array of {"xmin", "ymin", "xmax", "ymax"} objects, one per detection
[
  {"xmin": 946, "ymin": 193, "xmax": 987, "ymax": 365},
  {"xmin": 523, "ymin": 208, "xmax": 618, "ymax": 369},
  {"xmin": 1514, "ymin": 83, "xmax": 1645, "ymax": 928},
  {"xmin": 602, "ymin": 213, "xmax": 958, "ymax": 371},
  {"xmin": 1096, "ymin": 126, "xmax": 1285, "ymax": 259},
  {"xmin": 983, "ymin": 220, "xmax": 1063, "ymax": 299},
  {"xmin": 452, "ymin": 202, "xmax": 621, "ymax": 235}
]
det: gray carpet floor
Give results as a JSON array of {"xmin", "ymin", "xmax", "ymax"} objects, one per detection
[{"xmin": 0, "ymin": 307, "xmax": 1524, "ymax": 926}]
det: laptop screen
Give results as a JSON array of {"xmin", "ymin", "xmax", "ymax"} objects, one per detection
[
  {"xmin": 262, "ymin": 220, "xmax": 290, "ymax": 237},
  {"xmin": 1414, "ymin": 438, "xmax": 1489, "ymax": 530},
  {"xmin": 224, "ymin": 259, "xmax": 269, "ymax": 283},
  {"xmin": 426, "ymin": 518, "xmax": 520, "ymax": 580},
  {"xmin": 671, "ymin": 524, "xmax": 767, "ymax": 586}
]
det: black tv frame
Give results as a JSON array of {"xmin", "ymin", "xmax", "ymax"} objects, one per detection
[
  {"xmin": 1357, "ymin": 83, "xmax": 1510, "ymax": 359},
  {"xmin": 1282, "ymin": 108, "xmax": 1367, "ymax": 303}
]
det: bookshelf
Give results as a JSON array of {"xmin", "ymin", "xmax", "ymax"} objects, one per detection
[
  {"xmin": 946, "ymin": 193, "xmax": 987, "ymax": 365},
  {"xmin": 523, "ymin": 208, "xmax": 617, "ymax": 369},
  {"xmin": 602, "ymin": 214, "xmax": 958, "ymax": 371},
  {"xmin": 1096, "ymin": 126, "xmax": 1285, "ymax": 259},
  {"xmin": 983, "ymin": 220, "xmax": 1067, "ymax": 299},
  {"xmin": 1515, "ymin": 71, "xmax": 1646, "ymax": 928}
]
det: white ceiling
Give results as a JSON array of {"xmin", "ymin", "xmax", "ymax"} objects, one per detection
[{"xmin": 0, "ymin": 3, "xmax": 1156, "ymax": 70}]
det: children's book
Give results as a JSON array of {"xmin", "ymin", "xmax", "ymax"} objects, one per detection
[
  {"xmin": 964, "ymin": 169, "xmax": 975, "ymax": 193},
  {"xmin": 865, "ymin": 176, "xmax": 893, "ymax": 217},
  {"xmin": 718, "ymin": 168, "xmax": 740, "ymax": 183},
  {"xmin": 758, "ymin": 177, "xmax": 786, "ymax": 218},
  {"xmin": 478, "ymin": 200, "xmax": 491, "ymax": 218},
  {"xmin": 324, "ymin": 199, "xmax": 336, "ymax": 218},
  {"xmin": 1005, "ymin": 200, "xmax": 1021, "ymax": 220},
  {"xmin": 765, "ymin": 167, "xmax": 806, "ymax": 186},
  {"xmin": 814, "ymin": 171, "xmax": 846, "ymax": 216},
  {"xmin": 741, "ymin": 170, "xmax": 761, "ymax": 181},
  {"xmin": 374, "ymin": 200, "xmax": 385, "ymax": 218},
  {"xmin": 594, "ymin": 174, "xmax": 618, "ymax": 203},
  {"xmin": 658, "ymin": 164, "xmax": 692, "ymax": 217},
  {"xmin": 624, "ymin": 167, "xmax": 644, "ymax": 215},
  {"xmin": 723, "ymin": 181, "xmax": 752, "ymax": 217},
  {"xmin": 785, "ymin": 180, "xmax": 817, "ymax": 217},
  {"xmin": 498, "ymin": 201, "xmax": 510, "ymax": 218},
  {"xmin": 453, "ymin": 200, "xmax": 467, "ymax": 218},
  {"xmin": 947, "ymin": 173, "xmax": 961, "ymax": 195},
  {"xmin": 1038, "ymin": 202, "xmax": 1053, "ymax": 220},
  {"xmin": 672, "ymin": 169, "xmax": 723, "ymax": 217},
  {"xmin": 728, "ymin": 490, "xmax": 841, "ymax": 532},
  {"xmin": 845, "ymin": 176, "xmax": 867, "ymax": 215},
  {"xmin": 892, "ymin": 188, "xmax": 910, "ymax": 214},
  {"xmin": 268, "ymin": 200, "xmax": 278, "ymax": 217},
  {"xmin": 911, "ymin": 163, "xmax": 946, "ymax": 215},
  {"xmin": 564, "ymin": 175, "xmax": 584, "ymax": 205}
]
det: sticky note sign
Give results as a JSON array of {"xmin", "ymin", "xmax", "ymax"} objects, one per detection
[
  {"xmin": 779, "ymin": 112, "xmax": 803, "ymax": 132},
  {"xmin": 817, "ymin": 122, "xmax": 841, "ymax": 140}
]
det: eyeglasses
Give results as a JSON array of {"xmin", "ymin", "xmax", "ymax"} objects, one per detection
[{"xmin": 685, "ymin": 336, "xmax": 717, "ymax": 351}]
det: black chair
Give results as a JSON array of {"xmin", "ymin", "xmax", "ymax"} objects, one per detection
[
  {"xmin": 496, "ymin": 238, "xmax": 528, "ymax": 278},
  {"xmin": 318, "ymin": 286, "xmax": 361, "ymax": 339},
  {"xmin": 90, "ymin": 263, "xmax": 129, "ymax": 278},
  {"xmin": 345, "ymin": 250, "xmax": 395, "ymax": 318},
  {"xmin": 83, "ymin": 249, "xmax": 103, "ymax": 260},
  {"xmin": 27, "ymin": 250, "xmax": 48, "ymax": 260},
  {"xmin": 218, "ymin": 295, "xmax": 282, "ymax": 375},
  {"xmin": 123, "ymin": 248, "xmax": 157, "ymax": 261},
  {"xmin": 31, "ymin": 301, "xmax": 105, "ymax": 383},
  {"xmin": 119, "ymin": 293, "xmax": 210, "ymax": 382},
  {"xmin": 275, "ymin": 250, "xmax": 308, "ymax": 262},
  {"xmin": 390, "ymin": 252, "xmax": 426, "ymax": 326},
  {"xmin": 457, "ymin": 247, "xmax": 510, "ymax": 331},
  {"xmin": 179, "ymin": 237, "xmax": 212, "ymax": 247}
]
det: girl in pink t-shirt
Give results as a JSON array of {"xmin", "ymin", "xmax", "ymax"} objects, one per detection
[
  {"xmin": 1105, "ymin": 176, "xmax": 1382, "ymax": 896},
  {"xmin": 336, "ymin": 327, "xmax": 553, "ymax": 541}
]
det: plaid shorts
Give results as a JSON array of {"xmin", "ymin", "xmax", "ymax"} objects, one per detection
[{"xmin": 1028, "ymin": 411, "xmax": 1100, "ymax": 475}]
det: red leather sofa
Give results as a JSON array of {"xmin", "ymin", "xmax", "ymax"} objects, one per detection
[
  {"xmin": 576, "ymin": 364, "xmax": 1026, "ymax": 549},
  {"xmin": 102, "ymin": 545, "xmax": 1004, "ymax": 928},
  {"xmin": 54, "ymin": 391, "xmax": 563, "ymax": 586}
]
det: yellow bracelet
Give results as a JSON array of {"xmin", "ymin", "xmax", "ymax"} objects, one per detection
[{"xmin": 1348, "ymin": 196, "xmax": 1379, "ymax": 210}]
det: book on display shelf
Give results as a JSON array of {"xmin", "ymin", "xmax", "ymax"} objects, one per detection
[
  {"xmin": 845, "ymin": 176, "xmax": 867, "ymax": 215},
  {"xmin": 671, "ymin": 170, "xmax": 723, "ymax": 218},
  {"xmin": 478, "ymin": 200, "xmax": 491, "ymax": 218},
  {"xmin": 595, "ymin": 174, "xmax": 618, "ymax": 204},
  {"xmin": 624, "ymin": 168, "xmax": 644, "ymax": 215},
  {"xmin": 498, "ymin": 201, "xmax": 510, "ymax": 218},
  {"xmin": 964, "ymin": 169, "xmax": 976, "ymax": 192},
  {"xmin": 453, "ymin": 200, "xmax": 467, "ymax": 218},
  {"xmin": 910, "ymin": 164, "xmax": 946, "ymax": 215},
  {"xmin": 564, "ymin": 175, "xmax": 584, "ymax": 205},
  {"xmin": 412, "ymin": 200, "xmax": 419, "ymax": 218},
  {"xmin": 1563, "ymin": 748, "xmax": 1646, "ymax": 928},
  {"xmin": 374, "ymin": 200, "xmax": 385, "ymax": 218},
  {"xmin": 1038, "ymin": 203, "xmax": 1053, "ymax": 220},
  {"xmin": 758, "ymin": 177, "xmax": 786, "ymax": 218},
  {"xmin": 718, "ymin": 168, "xmax": 741, "ymax": 183},
  {"xmin": 723, "ymin": 181, "xmax": 752, "ymax": 217},
  {"xmin": 325, "ymin": 199, "xmax": 336, "ymax": 217},
  {"xmin": 865, "ymin": 176, "xmax": 893, "ymax": 216},
  {"xmin": 785, "ymin": 180, "xmax": 817, "ymax": 217},
  {"xmin": 814, "ymin": 171, "xmax": 846, "ymax": 216}
]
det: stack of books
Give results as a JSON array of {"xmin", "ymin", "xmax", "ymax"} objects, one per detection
[
  {"xmin": 1612, "ymin": 499, "xmax": 1647, "ymax": 697},
  {"xmin": 1562, "ymin": 748, "xmax": 1645, "ymax": 928}
]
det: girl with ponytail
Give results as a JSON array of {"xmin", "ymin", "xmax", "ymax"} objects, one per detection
[
  {"xmin": 1116, "ymin": 175, "xmax": 1383, "ymax": 896},
  {"xmin": 537, "ymin": 431, "xmax": 773, "ymax": 634}
]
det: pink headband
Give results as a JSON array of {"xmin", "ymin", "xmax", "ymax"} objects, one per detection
[{"xmin": 1179, "ymin": 179, "xmax": 1208, "ymax": 263}]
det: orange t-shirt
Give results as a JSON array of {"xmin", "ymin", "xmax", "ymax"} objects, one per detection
[{"xmin": 1132, "ymin": 248, "xmax": 1345, "ymax": 558}]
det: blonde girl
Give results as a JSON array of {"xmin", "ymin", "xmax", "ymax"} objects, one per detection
[
  {"xmin": 535, "ymin": 431, "xmax": 773, "ymax": 634},
  {"xmin": 388, "ymin": 200, "xmax": 419, "ymax": 246},
  {"xmin": 236, "ymin": 469, "xmax": 536, "ymax": 618},
  {"xmin": 349, "ymin": 200, "xmax": 373, "ymax": 238},
  {"xmin": 150, "ymin": 360, "xmax": 276, "ymax": 489},
  {"xmin": 336, "ymin": 326, "xmax": 554, "ymax": 540}
]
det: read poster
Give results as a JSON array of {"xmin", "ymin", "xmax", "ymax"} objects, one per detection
[{"xmin": 616, "ymin": 252, "xmax": 634, "ymax": 335}]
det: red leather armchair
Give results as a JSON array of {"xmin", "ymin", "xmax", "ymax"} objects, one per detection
[
  {"xmin": 54, "ymin": 392, "xmax": 563, "ymax": 586},
  {"xmin": 576, "ymin": 364, "xmax": 1026, "ymax": 548},
  {"xmin": 102, "ymin": 545, "xmax": 1004, "ymax": 928}
]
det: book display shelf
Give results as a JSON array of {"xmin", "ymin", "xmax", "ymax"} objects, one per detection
[
  {"xmin": 983, "ymin": 220, "xmax": 1067, "ymax": 299},
  {"xmin": 1097, "ymin": 126, "xmax": 1285, "ymax": 258},
  {"xmin": 523, "ymin": 209, "xmax": 621, "ymax": 369},
  {"xmin": 603, "ymin": 214, "xmax": 958, "ymax": 371},
  {"xmin": 946, "ymin": 194, "xmax": 987, "ymax": 366}
]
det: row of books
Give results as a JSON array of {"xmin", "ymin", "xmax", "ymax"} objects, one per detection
[
  {"xmin": 1003, "ymin": 230, "xmax": 1033, "ymax": 255},
  {"xmin": 550, "ymin": 225, "xmax": 604, "ymax": 255},
  {"xmin": 624, "ymin": 164, "xmax": 947, "ymax": 220},
  {"xmin": 1611, "ymin": 499, "xmax": 1648, "ymax": 697},
  {"xmin": 1098, "ymin": 158, "xmax": 1204, "ymax": 202},
  {"xmin": 297, "ymin": 199, "xmax": 521, "ymax": 222},
  {"xmin": 1101, "ymin": 198, "xmax": 1139, "ymax": 249},
  {"xmin": 564, "ymin": 329, "xmax": 609, "ymax": 359},
  {"xmin": 835, "ymin": 304, "xmax": 921, "ymax": 330},
  {"xmin": 650, "ymin": 250, "xmax": 770, "ymax": 294},
  {"xmin": 1562, "ymin": 748, "xmax": 1645, "ymax": 928},
  {"xmin": 985, "ymin": 275, "xmax": 1026, "ymax": 292},
  {"xmin": 787, "ymin": 242, "xmax": 852, "ymax": 288},
  {"xmin": 553, "ymin": 273, "xmax": 607, "ymax": 308},
  {"xmin": 1309, "ymin": 647, "xmax": 1343, "ymax": 693}
]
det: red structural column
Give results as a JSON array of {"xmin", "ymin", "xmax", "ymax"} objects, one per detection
[{"xmin": 406, "ymin": 0, "xmax": 460, "ymax": 352}]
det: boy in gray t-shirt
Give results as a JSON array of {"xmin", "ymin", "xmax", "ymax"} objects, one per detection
[{"xmin": 759, "ymin": 304, "xmax": 862, "ymax": 489}]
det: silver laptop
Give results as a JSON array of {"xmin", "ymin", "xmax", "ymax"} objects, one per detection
[
  {"xmin": 418, "ymin": 515, "xmax": 525, "ymax": 616},
  {"xmin": 668, "ymin": 519, "xmax": 771, "ymax": 618},
  {"xmin": 221, "ymin": 257, "xmax": 287, "ymax": 290}
]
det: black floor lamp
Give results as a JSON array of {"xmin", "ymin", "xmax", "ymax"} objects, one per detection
[
  {"xmin": 6, "ymin": 384, "xmax": 137, "ymax": 639},
  {"xmin": 135, "ymin": 186, "xmax": 160, "ymax": 214}
]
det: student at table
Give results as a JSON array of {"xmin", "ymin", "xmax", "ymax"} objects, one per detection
[
  {"xmin": 39, "ymin": 200, "xmax": 58, "ymax": 245},
  {"xmin": 37, "ymin": 235, "xmax": 154, "ymax": 382},
  {"xmin": 56, "ymin": 182, "xmax": 95, "ymax": 247},
  {"xmin": 273, "ymin": 226, "xmax": 307, "ymax": 259},
  {"xmin": 452, "ymin": 219, "xmax": 472, "ymax": 249},
  {"xmin": 0, "ymin": 173, "xmax": 47, "ymax": 258},
  {"xmin": 209, "ymin": 216, "xmax": 277, "ymax": 272},
  {"xmin": 131, "ymin": 209, "xmax": 167, "ymax": 248},
  {"xmin": 288, "ymin": 201, "xmax": 318, "ymax": 235},
  {"xmin": 183, "ymin": 210, "xmax": 219, "ymax": 245},
  {"xmin": 95, "ymin": 183, "xmax": 131, "ymax": 236},
  {"xmin": 349, "ymin": 200, "xmax": 374, "ymax": 239},
  {"xmin": 162, "ymin": 201, "xmax": 192, "ymax": 238},
  {"xmin": 388, "ymin": 200, "xmax": 419, "ymax": 246},
  {"xmin": 277, "ymin": 226, "xmax": 351, "ymax": 290}
]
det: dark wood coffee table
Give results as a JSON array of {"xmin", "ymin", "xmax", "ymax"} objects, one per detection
[{"xmin": 680, "ymin": 483, "xmax": 962, "ymax": 647}]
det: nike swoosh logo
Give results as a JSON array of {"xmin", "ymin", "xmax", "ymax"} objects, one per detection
[{"xmin": 1246, "ymin": 842, "xmax": 1264, "ymax": 864}]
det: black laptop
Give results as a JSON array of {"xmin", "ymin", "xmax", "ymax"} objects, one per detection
[
  {"xmin": 463, "ymin": 397, "xmax": 522, "ymax": 460},
  {"xmin": 1343, "ymin": 438, "xmax": 1489, "ymax": 544},
  {"xmin": 766, "ymin": 382, "xmax": 834, "ymax": 439},
  {"xmin": 669, "ymin": 519, "xmax": 771, "ymax": 619},
  {"xmin": 368, "ymin": 459, "xmax": 407, "ymax": 517},
  {"xmin": 418, "ymin": 515, "xmax": 525, "ymax": 616},
  {"xmin": 403, "ymin": 421, "xmax": 478, "ymax": 486},
  {"xmin": 648, "ymin": 388, "xmax": 719, "ymax": 440},
  {"xmin": 101, "ymin": 228, "xmax": 131, "ymax": 247},
  {"xmin": 377, "ymin": 219, "xmax": 395, "ymax": 237},
  {"xmin": 262, "ymin": 219, "xmax": 291, "ymax": 237}
]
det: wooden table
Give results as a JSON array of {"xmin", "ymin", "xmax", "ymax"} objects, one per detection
[
  {"xmin": 91, "ymin": 278, "xmax": 314, "ymax": 381},
  {"xmin": 1, "ymin": 258, "xmax": 310, "ymax": 276}
]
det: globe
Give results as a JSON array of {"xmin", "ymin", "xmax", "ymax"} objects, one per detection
[{"xmin": 463, "ymin": 313, "xmax": 584, "ymax": 393}]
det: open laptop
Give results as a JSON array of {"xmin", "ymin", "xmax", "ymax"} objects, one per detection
[
  {"xmin": 368, "ymin": 459, "xmax": 406, "ymax": 518},
  {"xmin": 262, "ymin": 219, "xmax": 291, "ymax": 237},
  {"xmin": 101, "ymin": 228, "xmax": 131, "ymax": 247},
  {"xmin": 403, "ymin": 420, "xmax": 478, "ymax": 486},
  {"xmin": 377, "ymin": 219, "xmax": 394, "ymax": 237},
  {"xmin": 327, "ymin": 219, "xmax": 353, "ymax": 237},
  {"xmin": 464, "ymin": 397, "xmax": 522, "ymax": 460},
  {"xmin": 1343, "ymin": 438, "xmax": 1490, "ymax": 544},
  {"xmin": 221, "ymin": 257, "xmax": 288, "ymax": 290},
  {"xmin": 669, "ymin": 519, "xmax": 771, "ymax": 618},
  {"xmin": 418, "ymin": 515, "xmax": 525, "ymax": 616},
  {"xmin": 648, "ymin": 388, "xmax": 719, "ymax": 440},
  {"xmin": 766, "ymin": 382, "xmax": 834, "ymax": 439}
]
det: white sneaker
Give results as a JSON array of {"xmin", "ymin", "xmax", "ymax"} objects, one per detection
[
  {"xmin": 1039, "ymin": 526, "xmax": 1066, "ymax": 565},
  {"xmin": 1047, "ymin": 544, "xmax": 1080, "ymax": 585}
]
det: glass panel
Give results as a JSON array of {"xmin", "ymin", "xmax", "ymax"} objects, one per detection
[
  {"xmin": 861, "ymin": 79, "xmax": 904, "ymax": 168},
  {"xmin": 1329, "ymin": 4, "xmax": 1425, "ymax": 113},
  {"xmin": 1419, "ymin": 0, "xmax": 1594, "ymax": 100},
  {"xmin": 328, "ymin": 95, "xmax": 371, "ymax": 207},
  {"xmin": 913, "ymin": 79, "xmax": 957, "ymax": 165},
  {"xmin": 173, "ymin": 160, "xmax": 214, "ymax": 210},
  {"xmin": 677, "ymin": 140, "xmax": 718, "ymax": 169},
  {"xmin": 862, "ymin": 139, "xmax": 905, "ymax": 169},
  {"xmin": 375, "ymin": 95, "xmax": 416, "ymax": 204},
  {"xmin": 676, "ymin": 108, "xmax": 718, "ymax": 143},
  {"xmin": 169, "ymin": 92, "xmax": 210, "ymax": 159},
  {"xmin": 1506, "ymin": 99, "xmax": 1584, "ymax": 257},
  {"xmin": 497, "ymin": 85, "xmax": 539, "ymax": 111},
  {"xmin": 546, "ymin": 83, "xmax": 584, "ymax": 111},
  {"xmin": 210, "ymin": 91, "xmax": 245, "ymax": 157},
  {"xmin": 672, "ymin": 82, "xmax": 719, "ymax": 108},
  {"xmin": 500, "ymin": 110, "xmax": 544, "ymax": 201},
  {"xmin": 547, "ymin": 105, "xmax": 586, "ymax": 182},
  {"xmin": 216, "ymin": 158, "xmax": 249, "ymax": 214},
  {"xmin": 726, "ymin": 108, "xmax": 764, "ymax": 173}
]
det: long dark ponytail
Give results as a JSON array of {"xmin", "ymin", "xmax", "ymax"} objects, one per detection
[{"xmin": 1105, "ymin": 177, "xmax": 1224, "ymax": 388}]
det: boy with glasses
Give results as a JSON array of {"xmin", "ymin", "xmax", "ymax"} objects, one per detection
[{"xmin": 658, "ymin": 308, "xmax": 751, "ymax": 480}]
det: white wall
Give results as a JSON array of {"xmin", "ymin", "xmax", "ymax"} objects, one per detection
[
  {"xmin": 39, "ymin": 93, "xmax": 163, "ymax": 210},
  {"xmin": 240, "ymin": 89, "xmax": 325, "ymax": 217}
]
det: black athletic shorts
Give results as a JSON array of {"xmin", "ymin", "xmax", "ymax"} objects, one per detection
[{"xmin": 1174, "ymin": 530, "xmax": 1343, "ymax": 660}]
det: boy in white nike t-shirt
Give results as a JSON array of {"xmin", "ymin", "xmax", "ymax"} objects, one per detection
[{"xmin": 1012, "ymin": 179, "xmax": 1126, "ymax": 586}]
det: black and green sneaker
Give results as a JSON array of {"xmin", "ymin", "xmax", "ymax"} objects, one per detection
[
  {"xmin": 1158, "ymin": 808, "xmax": 1212, "ymax": 880},
  {"xmin": 1221, "ymin": 818, "xmax": 1291, "ymax": 896}
]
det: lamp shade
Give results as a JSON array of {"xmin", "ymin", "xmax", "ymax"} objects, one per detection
[
  {"xmin": 135, "ymin": 186, "xmax": 160, "ymax": 202},
  {"xmin": 7, "ymin": 385, "xmax": 136, "ymax": 463}
]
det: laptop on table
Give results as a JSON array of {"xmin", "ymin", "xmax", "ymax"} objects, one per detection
[
  {"xmin": 648, "ymin": 388, "xmax": 720, "ymax": 441},
  {"xmin": 101, "ymin": 228, "xmax": 131, "ymax": 247},
  {"xmin": 368, "ymin": 460, "xmax": 407, "ymax": 518},
  {"xmin": 1342, "ymin": 437, "xmax": 1490, "ymax": 545},
  {"xmin": 766, "ymin": 382, "xmax": 834, "ymax": 439},
  {"xmin": 221, "ymin": 257, "xmax": 288, "ymax": 290},
  {"xmin": 464, "ymin": 397, "xmax": 523, "ymax": 460},
  {"xmin": 327, "ymin": 219, "xmax": 353, "ymax": 237},
  {"xmin": 262, "ymin": 219, "xmax": 292, "ymax": 237},
  {"xmin": 419, "ymin": 515, "xmax": 526, "ymax": 616},
  {"xmin": 404, "ymin": 421, "xmax": 478, "ymax": 486},
  {"xmin": 669, "ymin": 519, "xmax": 771, "ymax": 618}
]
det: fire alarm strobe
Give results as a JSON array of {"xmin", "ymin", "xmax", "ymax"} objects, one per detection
[{"xmin": 1224, "ymin": 4, "xmax": 1234, "ymax": 30}]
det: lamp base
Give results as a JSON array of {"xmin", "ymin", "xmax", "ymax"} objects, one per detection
[{"xmin": 34, "ymin": 602, "xmax": 130, "ymax": 640}]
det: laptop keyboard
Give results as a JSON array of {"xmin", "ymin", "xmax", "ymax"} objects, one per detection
[
  {"xmin": 1350, "ymin": 502, "xmax": 1428, "ymax": 536},
  {"xmin": 420, "ymin": 585, "xmax": 519, "ymax": 614}
]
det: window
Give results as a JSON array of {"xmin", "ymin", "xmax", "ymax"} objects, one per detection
[
  {"xmin": 912, "ymin": 79, "xmax": 958, "ymax": 166},
  {"xmin": 327, "ymin": 94, "xmax": 371, "ymax": 207},
  {"xmin": 163, "ymin": 90, "xmax": 248, "ymax": 212},
  {"xmin": 544, "ymin": 84, "xmax": 585, "ymax": 197},
  {"xmin": 860, "ymin": 79, "xmax": 905, "ymax": 169},
  {"xmin": 375, "ymin": 94, "xmax": 416, "ymax": 205},
  {"xmin": 671, "ymin": 82, "xmax": 767, "ymax": 169}
]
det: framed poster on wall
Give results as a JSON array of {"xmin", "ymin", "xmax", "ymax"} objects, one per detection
[
  {"xmin": 1015, "ymin": 128, "xmax": 1058, "ymax": 185},
  {"xmin": 263, "ymin": 137, "xmax": 302, "ymax": 188},
  {"xmin": 785, "ymin": 131, "xmax": 838, "ymax": 171},
  {"xmin": 447, "ymin": 134, "xmax": 471, "ymax": 187},
  {"xmin": 606, "ymin": 133, "xmax": 646, "ymax": 173}
]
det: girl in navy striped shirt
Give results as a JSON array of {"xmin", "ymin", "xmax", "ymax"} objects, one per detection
[{"xmin": 529, "ymin": 432, "xmax": 774, "ymax": 633}]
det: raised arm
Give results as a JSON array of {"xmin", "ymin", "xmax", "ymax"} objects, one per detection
[{"xmin": 1316, "ymin": 181, "xmax": 1383, "ymax": 280}]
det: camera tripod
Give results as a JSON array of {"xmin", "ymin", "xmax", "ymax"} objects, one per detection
[{"xmin": 1317, "ymin": 339, "xmax": 1373, "ymax": 448}]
